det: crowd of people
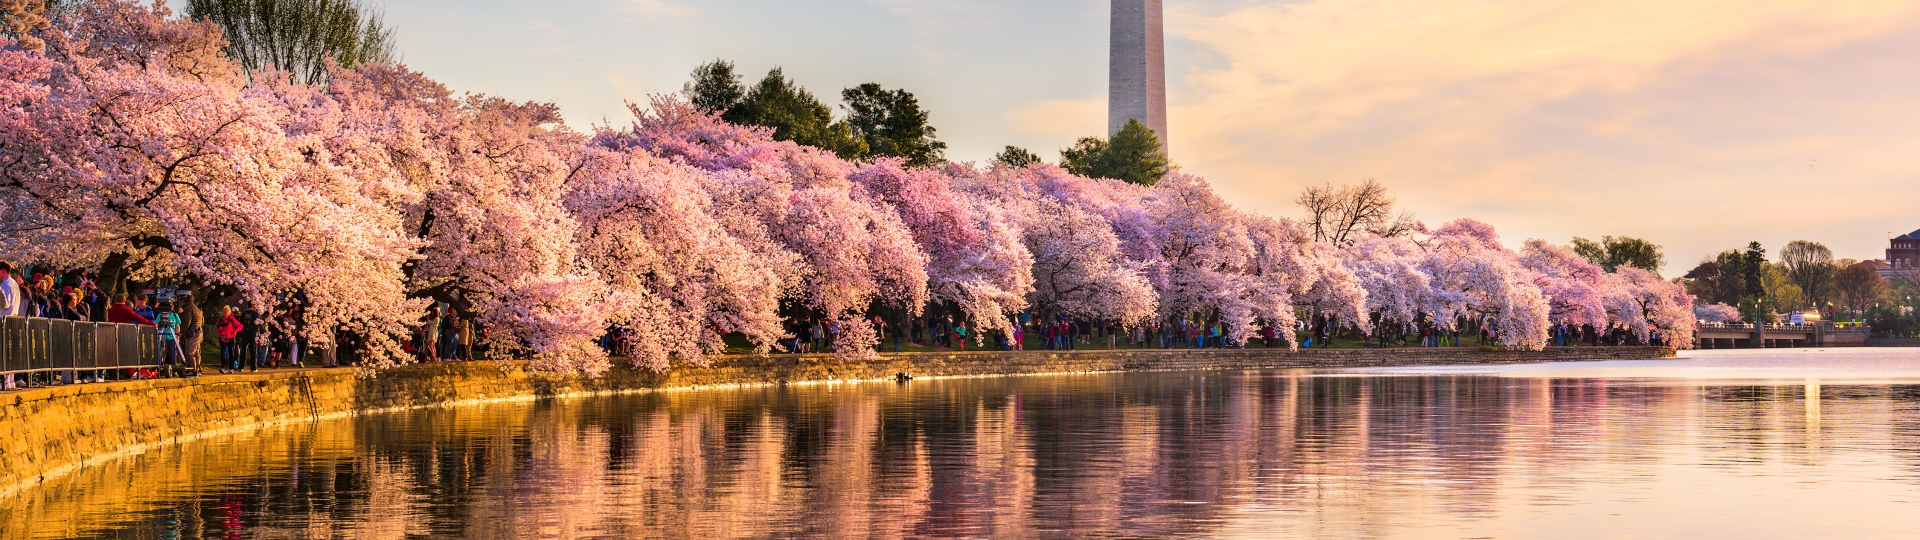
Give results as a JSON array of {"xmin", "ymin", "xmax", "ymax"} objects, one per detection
[
  {"xmin": 0, "ymin": 260, "xmax": 498, "ymax": 388},
  {"xmin": 645, "ymin": 308, "xmax": 1672, "ymax": 358}
]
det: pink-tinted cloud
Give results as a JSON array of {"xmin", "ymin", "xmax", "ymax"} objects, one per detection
[{"xmin": 1168, "ymin": 0, "xmax": 1920, "ymax": 270}]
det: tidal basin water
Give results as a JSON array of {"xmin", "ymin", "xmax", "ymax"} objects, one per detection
[{"xmin": 8, "ymin": 348, "xmax": 1920, "ymax": 539}]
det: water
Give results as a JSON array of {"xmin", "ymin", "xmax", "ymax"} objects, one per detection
[{"xmin": 7, "ymin": 348, "xmax": 1920, "ymax": 539}]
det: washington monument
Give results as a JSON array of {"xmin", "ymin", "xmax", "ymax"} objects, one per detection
[{"xmin": 1110, "ymin": 0, "xmax": 1168, "ymax": 153}]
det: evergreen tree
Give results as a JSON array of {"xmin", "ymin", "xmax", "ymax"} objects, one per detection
[
  {"xmin": 1059, "ymin": 119, "xmax": 1170, "ymax": 186},
  {"xmin": 187, "ymin": 0, "xmax": 398, "ymax": 85},
  {"xmin": 727, "ymin": 68, "xmax": 867, "ymax": 159},
  {"xmin": 841, "ymin": 83, "xmax": 946, "ymax": 167},
  {"xmin": 1741, "ymin": 241, "xmax": 1768, "ymax": 298},
  {"xmin": 994, "ymin": 146, "xmax": 1042, "ymax": 168},
  {"xmin": 682, "ymin": 59, "xmax": 744, "ymax": 114}
]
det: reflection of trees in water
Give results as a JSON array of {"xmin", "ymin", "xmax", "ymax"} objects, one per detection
[
  {"xmin": 1891, "ymin": 386, "xmax": 1920, "ymax": 477},
  {"xmin": 26, "ymin": 374, "xmax": 1920, "ymax": 538}
]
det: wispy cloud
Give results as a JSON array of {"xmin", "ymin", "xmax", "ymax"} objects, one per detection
[
  {"xmin": 525, "ymin": 20, "xmax": 574, "ymax": 55},
  {"xmin": 857, "ymin": 0, "xmax": 1003, "ymax": 66},
  {"xmin": 1004, "ymin": 97, "xmax": 1104, "ymax": 139},
  {"xmin": 1166, "ymin": 0, "xmax": 1920, "ymax": 266},
  {"xmin": 613, "ymin": 0, "xmax": 697, "ymax": 20}
]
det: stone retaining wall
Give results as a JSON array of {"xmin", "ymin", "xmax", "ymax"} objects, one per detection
[{"xmin": 0, "ymin": 346, "xmax": 1673, "ymax": 498}]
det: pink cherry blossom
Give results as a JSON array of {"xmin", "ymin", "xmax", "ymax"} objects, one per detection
[
  {"xmin": 1422, "ymin": 219, "xmax": 1551, "ymax": 350},
  {"xmin": 1519, "ymin": 239, "xmax": 1608, "ymax": 329},
  {"xmin": 1694, "ymin": 302, "xmax": 1740, "ymax": 323},
  {"xmin": 0, "ymin": 3, "xmax": 1698, "ymax": 375},
  {"xmin": 566, "ymin": 148, "xmax": 785, "ymax": 369},
  {"xmin": 1339, "ymin": 234, "xmax": 1431, "ymax": 329}
]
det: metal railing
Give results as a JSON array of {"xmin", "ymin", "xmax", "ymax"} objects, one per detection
[
  {"xmin": 0, "ymin": 316, "xmax": 161, "ymax": 379},
  {"xmin": 1695, "ymin": 322, "xmax": 1874, "ymax": 333}
]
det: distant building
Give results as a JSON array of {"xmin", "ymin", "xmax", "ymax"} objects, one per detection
[{"xmin": 1885, "ymin": 229, "xmax": 1920, "ymax": 277}]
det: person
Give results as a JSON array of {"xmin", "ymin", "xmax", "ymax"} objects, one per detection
[
  {"xmin": 82, "ymin": 276, "xmax": 107, "ymax": 323},
  {"xmin": 0, "ymin": 263, "xmax": 20, "ymax": 389},
  {"xmin": 237, "ymin": 307, "xmax": 262, "ymax": 372},
  {"xmin": 177, "ymin": 292, "xmax": 203, "ymax": 376},
  {"xmin": 1017, "ymin": 313, "xmax": 1030, "ymax": 350},
  {"xmin": 217, "ymin": 306, "xmax": 242, "ymax": 374},
  {"xmin": 809, "ymin": 320, "xmax": 823, "ymax": 353},
  {"xmin": 106, "ymin": 295, "xmax": 154, "ymax": 325},
  {"xmin": 245, "ymin": 308, "xmax": 267, "ymax": 370},
  {"xmin": 827, "ymin": 319, "xmax": 840, "ymax": 353},
  {"xmin": 422, "ymin": 305, "xmax": 442, "ymax": 362},
  {"xmin": 440, "ymin": 308, "xmax": 460, "ymax": 360},
  {"xmin": 61, "ymin": 287, "xmax": 89, "ymax": 321},
  {"xmin": 154, "ymin": 302, "xmax": 184, "ymax": 378},
  {"xmin": 457, "ymin": 316, "xmax": 473, "ymax": 361}
]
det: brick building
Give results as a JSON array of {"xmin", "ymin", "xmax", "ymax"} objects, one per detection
[{"xmin": 1888, "ymin": 229, "xmax": 1920, "ymax": 271}]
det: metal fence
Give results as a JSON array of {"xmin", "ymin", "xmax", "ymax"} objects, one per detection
[{"xmin": 0, "ymin": 316, "xmax": 161, "ymax": 378}]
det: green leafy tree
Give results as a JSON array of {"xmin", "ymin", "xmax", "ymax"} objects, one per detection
[
  {"xmin": 187, "ymin": 0, "xmax": 398, "ymax": 85},
  {"xmin": 1762, "ymin": 263, "xmax": 1805, "ymax": 312},
  {"xmin": 841, "ymin": 83, "xmax": 946, "ymax": 167},
  {"xmin": 994, "ymin": 146, "xmax": 1042, "ymax": 168},
  {"xmin": 1059, "ymin": 119, "xmax": 1170, "ymax": 186},
  {"xmin": 1779, "ymin": 240, "xmax": 1836, "ymax": 310},
  {"xmin": 1571, "ymin": 235, "xmax": 1665, "ymax": 275},
  {"xmin": 1685, "ymin": 248, "xmax": 1765, "ymax": 306},
  {"xmin": 1059, "ymin": 136, "xmax": 1106, "ymax": 177},
  {"xmin": 682, "ymin": 59, "xmax": 744, "ymax": 114},
  {"xmin": 726, "ymin": 68, "xmax": 867, "ymax": 159}
]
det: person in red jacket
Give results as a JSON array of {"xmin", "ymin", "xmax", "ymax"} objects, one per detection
[
  {"xmin": 105, "ymin": 295, "xmax": 154, "ymax": 326},
  {"xmin": 216, "ymin": 306, "xmax": 243, "ymax": 374}
]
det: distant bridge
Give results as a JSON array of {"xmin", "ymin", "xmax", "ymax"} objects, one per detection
[{"xmin": 1695, "ymin": 322, "xmax": 1870, "ymax": 349}]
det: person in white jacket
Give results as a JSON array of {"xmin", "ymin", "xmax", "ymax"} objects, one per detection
[{"xmin": 0, "ymin": 262, "xmax": 18, "ymax": 389}]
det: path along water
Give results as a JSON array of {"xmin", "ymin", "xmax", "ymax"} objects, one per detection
[{"xmin": 4, "ymin": 347, "xmax": 1920, "ymax": 538}]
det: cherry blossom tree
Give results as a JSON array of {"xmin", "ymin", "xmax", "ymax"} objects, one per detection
[
  {"xmin": 850, "ymin": 160, "xmax": 1031, "ymax": 341},
  {"xmin": 1339, "ymin": 234, "xmax": 1431, "ymax": 331},
  {"xmin": 0, "ymin": 2, "xmax": 1693, "ymax": 377},
  {"xmin": 0, "ymin": 5, "xmax": 423, "ymax": 365},
  {"xmin": 1248, "ymin": 214, "xmax": 1370, "ymax": 341},
  {"xmin": 1421, "ymin": 219, "xmax": 1551, "ymax": 350},
  {"xmin": 1694, "ymin": 302, "xmax": 1740, "ymax": 323},
  {"xmin": 566, "ymin": 148, "xmax": 783, "ymax": 369},
  {"xmin": 1017, "ymin": 196, "xmax": 1154, "ymax": 325},
  {"xmin": 950, "ymin": 164, "xmax": 1156, "ymax": 328},
  {"xmin": 323, "ymin": 64, "xmax": 613, "ymax": 372},
  {"xmin": 1519, "ymin": 239, "xmax": 1608, "ymax": 330},
  {"xmin": 601, "ymin": 97, "xmax": 929, "ymax": 358},
  {"xmin": 1601, "ymin": 267, "xmax": 1696, "ymax": 348}
]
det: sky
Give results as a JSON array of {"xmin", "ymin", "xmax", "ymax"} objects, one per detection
[{"xmin": 174, "ymin": 0, "xmax": 1920, "ymax": 274}]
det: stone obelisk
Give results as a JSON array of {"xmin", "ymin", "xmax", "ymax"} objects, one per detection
[{"xmin": 1109, "ymin": 0, "xmax": 1167, "ymax": 153}]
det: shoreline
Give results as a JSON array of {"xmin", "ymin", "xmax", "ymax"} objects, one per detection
[{"xmin": 0, "ymin": 346, "xmax": 1674, "ymax": 499}]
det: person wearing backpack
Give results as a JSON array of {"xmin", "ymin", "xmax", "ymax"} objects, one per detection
[{"xmin": 155, "ymin": 302, "xmax": 184, "ymax": 378}]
